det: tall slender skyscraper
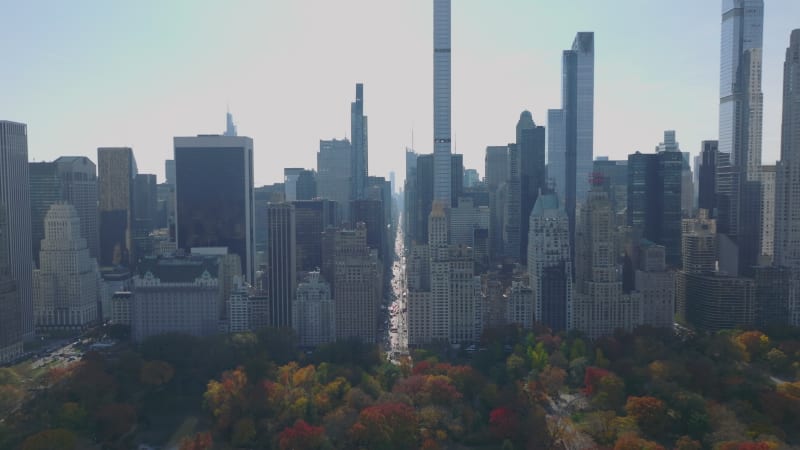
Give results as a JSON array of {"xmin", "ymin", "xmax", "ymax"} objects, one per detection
[
  {"xmin": 0, "ymin": 121, "xmax": 34, "ymax": 339},
  {"xmin": 555, "ymin": 32, "xmax": 594, "ymax": 262},
  {"xmin": 266, "ymin": 203, "xmax": 296, "ymax": 328},
  {"xmin": 0, "ymin": 205, "xmax": 22, "ymax": 363},
  {"xmin": 351, "ymin": 84, "xmax": 368, "ymax": 200},
  {"xmin": 717, "ymin": 0, "xmax": 764, "ymax": 275},
  {"xmin": 433, "ymin": 0, "xmax": 452, "ymax": 207},
  {"xmin": 517, "ymin": 111, "xmax": 546, "ymax": 264},
  {"xmin": 775, "ymin": 30, "xmax": 800, "ymax": 277}
]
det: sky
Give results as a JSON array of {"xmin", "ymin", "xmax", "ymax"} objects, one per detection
[{"xmin": 2, "ymin": 0, "xmax": 799, "ymax": 187}]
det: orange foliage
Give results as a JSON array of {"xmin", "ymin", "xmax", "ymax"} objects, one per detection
[
  {"xmin": 279, "ymin": 419, "xmax": 326, "ymax": 450},
  {"xmin": 613, "ymin": 433, "xmax": 665, "ymax": 450}
]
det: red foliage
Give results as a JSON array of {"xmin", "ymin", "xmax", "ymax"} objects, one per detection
[
  {"xmin": 350, "ymin": 402, "xmax": 418, "ymax": 449},
  {"xmin": 412, "ymin": 360, "xmax": 433, "ymax": 376},
  {"xmin": 278, "ymin": 419, "xmax": 326, "ymax": 450},
  {"xmin": 393, "ymin": 374, "xmax": 462, "ymax": 405},
  {"xmin": 583, "ymin": 366, "xmax": 612, "ymax": 395},
  {"xmin": 489, "ymin": 407, "xmax": 519, "ymax": 440},
  {"xmin": 613, "ymin": 434, "xmax": 665, "ymax": 450},
  {"xmin": 625, "ymin": 396, "xmax": 667, "ymax": 435}
]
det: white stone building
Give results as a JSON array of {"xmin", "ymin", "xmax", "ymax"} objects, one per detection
[{"xmin": 33, "ymin": 203, "xmax": 99, "ymax": 330}]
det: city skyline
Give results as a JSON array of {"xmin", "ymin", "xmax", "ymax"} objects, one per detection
[{"xmin": 3, "ymin": 0, "xmax": 799, "ymax": 186}]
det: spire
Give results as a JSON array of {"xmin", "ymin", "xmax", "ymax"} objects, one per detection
[{"xmin": 224, "ymin": 109, "xmax": 238, "ymax": 137}]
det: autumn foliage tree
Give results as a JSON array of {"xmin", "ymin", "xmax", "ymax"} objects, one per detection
[
  {"xmin": 19, "ymin": 429, "xmax": 77, "ymax": 450},
  {"xmin": 624, "ymin": 396, "xmax": 668, "ymax": 437},
  {"xmin": 179, "ymin": 432, "xmax": 213, "ymax": 450},
  {"xmin": 613, "ymin": 433, "xmax": 665, "ymax": 450},
  {"xmin": 279, "ymin": 419, "xmax": 327, "ymax": 450},
  {"xmin": 139, "ymin": 360, "xmax": 175, "ymax": 386},
  {"xmin": 350, "ymin": 402, "xmax": 417, "ymax": 450}
]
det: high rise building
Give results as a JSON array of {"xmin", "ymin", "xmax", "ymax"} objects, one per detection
[
  {"xmin": 504, "ymin": 280, "xmax": 533, "ymax": 330},
  {"xmin": 293, "ymin": 199, "xmax": 337, "ymax": 273},
  {"xmin": 775, "ymin": 30, "xmax": 800, "ymax": 271},
  {"xmin": 0, "ymin": 206, "xmax": 22, "ymax": 363},
  {"xmin": 527, "ymin": 193, "xmax": 572, "ymax": 332},
  {"xmin": 627, "ymin": 133, "xmax": 683, "ymax": 267},
  {"xmin": 165, "ymin": 159, "xmax": 176, "ymax": 185},
  {"xmin": 133, "ymin": 173, "xmax": 158, "ymax": 262},
  {"xmin": 698, "ymin": 140, "xmax": 719, "ymax": 212},
  {"xmin": 0, "ymin": 121, "xmax": 34, "ymax": 339},
  {"xmin": 296, "ymin": 170, "xmax": 317, "ymax": 201},
  {"xmin": 351, "ymin": 199, "xmax": 387, "ymax": 264},
  {"xmin": 760, "ymin": 165, "xmax": 775, "ymax": 262},
  {"xmin": 317, "ymin": 138, "xmax": 352, "ymax": 224},
  {"xmin": 174, "ymin": 135, "xmax": 255, "ymax": 281},
  {"xmin": 433, "ymin": 0, "xmax": 452, "ymax": 207},
  {"xmin": 504, "ymin": 143, "xmax": 521, "ymax": 258},
  {"xmin": 547, "ymin": 109, "xmax": 566, "ymax": 200},
  {"xmin": 404, "ymin": 148, "xmax": 419, "ymax": 246},
  {"xmin": 293, "ymin": 271, "xmax": 335, "ymax": 347},
  {"xmin": 463, "ymin": 169, "xmax": 479, "ymax": 188},
  {"xmin": 573, "ymin": 185, "xmax": 642, "ymax": 339},
  {"xmin": 592, "ymin": 159, "xmax": 628, "ymax": 218},
  {"xmin": 517, "ymin": 111, "xmax": 547, "ymax": 264},
  {"xmin": 485, "ymin": 146, "xmax": 509, "ymax": 259},
  {"xmin": 255, "ymin": 183, "xmax": 286, "ymax": 263},
  {"xmin": 33, "ymin": 204, "xmax": 99, "ymax": 330},
  {"xmin": 224, "ymin": 110, "xmax": 238, "ymax": 137},
  {"xmin": 284, "ymin": 168, "xmax": 303, "ymax": 202},
  {"xmin": 633, "ymin": 241, "xmax": 675, "ymax": 329},
  {"xmin": 266, "ymin": 203, "xmax": 296, "ymax": 328},
  {"xmin": 774, "ymin": 29, "xmax": 800, "ymax": 326},
  {"xmin": 351, "ymin": 84, "xmax": 368, "ymax": 200},
  {"xmin": 560, "ymin": 32, "xmax": 595, "ymax": 258},
  {"xmin": 717, "ymin": 0, "xmax": 765, "ymax": 276},
  {"xmin": 448, "ymin": 197, "xmax": 489, "ymax": 247},
  {"xmin": 30, "ymin": 157, "xmax": 99, "ymax": 266},
  {"xmin": 98, "ymin": 147, "xmax": 137, "ymax": 268},
  {"xmin": 326, "ymin": 224, "xmax": 381, "ymax": 343}
]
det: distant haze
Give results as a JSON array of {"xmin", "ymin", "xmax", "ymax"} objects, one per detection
[{"xmin": 2, "ymin": 0, "xmax": 798, "ymax": 185}]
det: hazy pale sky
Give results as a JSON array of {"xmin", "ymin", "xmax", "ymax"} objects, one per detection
[{"xmin": 2, "ymin": 0, "xmax": 799, "ymax": 186}]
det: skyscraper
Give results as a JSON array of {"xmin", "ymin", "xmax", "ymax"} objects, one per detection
[
  {"xmin": 527, "ymin": 193, "xmax": 572, "ymax": 332},
  {"xmin": 317, "ymin": 138, "xmax": 352, "ymax": 224},
  {"xmin": 717, "ymin": 0, "xmax": 765, "ymax": 275},
  {"xmin": 174, "ymin": 135, "xmax": 255, "ymax": 281},
  {"xmin": 433, "ymin": 0, "xmax": 452, "ymax": 207},
  {"xmin": 133, "ymin": 173, "xmax": 158, "ymax": 262},
  {"xmin": 293, "ymin": 271, "xmax": 335, "ymax": 347},
  {"xmin": 0, "ymin": 121, "xmax": 34, "ymax": 339},
  {"xmin": 555, "ymin": 32, "xmax": 595, "ymax": 260},
  {"xmin": 33, "ymin": 204, "xmax": 99, "ymax": 330},
  {"xmin": 266, "ymin": 203, "xmax": 296, "ymax": 328},
  {"xmin": 224, "ymin": 110, "xmax": 238, "ymax": 137},
  {"xmin": 517, "ymin": 111, "xmax": 546, "ymax": 264},
  {"xmin": 775, "ymin": 30, "xmax": 800, "ymax": 272},
  {"xmin": 698, "ymin": 140, "xmax": 719, "ymax": 213},
  {"xmin": 547, "ymin": 109, "xmax": 566, "ymax": 200},
  {"xmin": 485, "ymin": 146, "xmax": 509, "ymax": 259},
  {"xmin": 351, "ymin": 84, "xmax": 368, "ymax": 200},
  {"xmin": 760, "ymin": 165, "xmax": 775, "ymax": 262},
  {"xmin": 0, "ymin": 205, "xmax": 22, "ymax": 363},
  {"xmin": 98, "ymin": 147, "xmax": 137, "ymax": 268},
  {"xmin": 293, "ymin": 199, "xmax": 337, "ymax": 273}
]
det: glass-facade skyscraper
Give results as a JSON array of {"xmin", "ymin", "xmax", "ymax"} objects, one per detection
[
  {"xmin": 717, "ymin": 0, "xmax": 764, "ymax": 275},
  {"xmin": 350, "ymin": 84, "xmax": 368, "ymax": 201},
  {"xmin": 174, "ymin": 135, "xmax": 255, "ymax": 282}
]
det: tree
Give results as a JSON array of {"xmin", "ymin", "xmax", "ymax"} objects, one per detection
[
  {"xmin": 20, "ymin": 429, "xmax": 77, "ymax": 450},
  {"xmin": 232, "ymin": 417, "xmax": 256, "ymax": 447},
  {"xmin": 180, "ymin": 432, "xmax": 213, "ymax": 450},
  {"xmin": 735, "ymin": 331, "xmax": 770, "ymax": 361},
  {"xmin": 489, "ymin": 407, "xmax": 520, "ymax": 441},
  {"xmin": 350, "ymin": 402, "xmax": 417, "ymax": 450},
  {"xmin": 624, "ymin": 396, "xmax": 667, "ymax": 437},
  {"xmin": 94, "ymin": 403, "xmax": 137, "ymax": 441},
  {"xmin": 717, "ymin": 443, "xmax": 773, "ymax": 450},
  {"xmin": 278, "ymin": 419, "xmax": 327, "ymax": 450},
  {"xmin": 613, "ymin": 433, "xmax": 665, "ymax": 450},
  {"xmin": 539, "ymin": 366, "xmax": 566, "ymax": 397},
  {"xmin": 0, "ymin": 368, "xmax": 20, "ymax": 385},
  {"xmin": 57, "ymin": 402, "xmax": 88, "ymax": 431},
  {"xmin": 140, "ymin": 360, "xmax": 175, "ymax": 386},
  {"xmin": 674, "ymin": 436, "xmax": 702, "ymax": 450},
  {"xmin": 204, "ymin": 366, "xmax": 249, "ymax": 430},
  {"xmin": 0, "ymin": 385, "xmax": 24, "ymax": 415},
  {"xmin": 593, "ymin": 374, "xmax": 626, "ymax": 411}
]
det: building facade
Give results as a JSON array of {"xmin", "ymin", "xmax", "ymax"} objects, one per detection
[
  {"xmin": 174, "ymin": 135, "xmax": 255, "ymax": 281},
  {"xmin": 527, "ymin": 193, "xmax": 573, "ymax": 332},
  {"xmin": 433, "ymin": 0, "xmax": 452, "ymax": 207},
  {"xmin": 33, "ymin": 204, "xmax": 99, "ymax": 330},
  {"xmin": 0, "ymin": 121, "xmax": 34, "ymax": 339},
  {"xmin": 292, "ymin": 271, "xmax": 335, "ymax": 347},
  {"xmin": 266, "ymin": 203, "xmax": 296, "ymax": 328},
  {"xmin": 317, "ymin": 138, "xmax": 352, "ymax": 224},
  {"xmin": 98, "ymin": 147, "xmax": 137, "ymax": 268},
  {"xmin": 0, "ymin": 206, "xmax": 22, "ymax": 363}
]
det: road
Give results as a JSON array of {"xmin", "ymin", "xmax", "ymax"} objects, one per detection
[{"xmin": 387, "ymin": 216, "xmax": 408, "ymax": 363}]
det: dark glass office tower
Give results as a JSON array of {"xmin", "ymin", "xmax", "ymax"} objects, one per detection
[
  {"xmin": 351, "ymin": 199, "xmax": 386, "ymax": 263},
  {"xmin": 517, "ymin": 111, "xmax": 546, "ymax": 264},
  {"xmin": 98, "ymin": 147, "xmax": 137, "ymax": 268},
  {"xmin": 627, "ymin": 147, "xmax": 683, "ymax": 267},
  {"xmin": 266, "ymin": 203, "xmax": 296, "ymax": 327},
  {"xmin": 293, "ymin": 199, "xmax": 337, "ymax": 272},
  {"xmin": 174, "ymin": 135, "xmax": 254, "ymax": 281},
  {"xmin": 133, "ymin": 174, "xmax": 158, "ymax": 261},
  {"xmin": 296, "ymin": 170, "xmax": 317, "ymax": 201},
  {"xmin": 28, "ymin": 163, "xmax": 61, "ymax": 267},
  {"xmin": 698, "ymin": 141, "xmax": 718, "ymax": 213}
]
